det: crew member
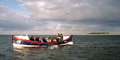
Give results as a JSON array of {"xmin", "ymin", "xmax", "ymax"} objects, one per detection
[
  {"xmin": 42, "ymin": 38, "xmax": 47, "ymax": 42},
  {"xmin": 35, "ymin": 37, "xmax": 40, "ymax": 42},
  {"xmin": 30, "ymin": 36, "xmax": 34, "ymax": 41}
]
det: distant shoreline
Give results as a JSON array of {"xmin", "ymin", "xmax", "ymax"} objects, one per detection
[
  {"xmin": 82, "ymin": 34, "xmax": 120, "ymax": 35},
  {"xmin": 1, "ymin": 34, "xmax": 120, "ymax": 35}
]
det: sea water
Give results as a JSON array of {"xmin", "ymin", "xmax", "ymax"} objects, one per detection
[{"xmin": 0, "ymin": 35, "xmax": 120, "ymax": 60}]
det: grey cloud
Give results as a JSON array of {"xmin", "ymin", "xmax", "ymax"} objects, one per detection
[
  {"xmin": 0, "ymin": 6, "xmax": 33, "ymax": 31},
  {"xmin": 18, "ymin": 0, "xmax": 120, "ymax": 21},
  {"xmin": 1, "ymin": 0, "xmax": 120, "ymax": 34},
  {"xmin": 0, "ymin": 5, "xmax": 58, "ymax": 33}
]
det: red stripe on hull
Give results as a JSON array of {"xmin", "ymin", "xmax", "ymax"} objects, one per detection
[
  {"xmin": 12, "ymin": 37, "xmax": 45, "ymax": 44},
  {"xmin": 63, "ymin": 36, "xmax": 71, "ymax": 41}
]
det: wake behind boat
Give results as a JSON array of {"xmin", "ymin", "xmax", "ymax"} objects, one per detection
[{"xmin": 12, "ymin": 34, "xmax": 73, "ymax": 48}]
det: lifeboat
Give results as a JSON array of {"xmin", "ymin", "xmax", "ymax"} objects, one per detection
[{"xmin": 12, "ymin": 35, "xmax": 73, "ymax": 48}]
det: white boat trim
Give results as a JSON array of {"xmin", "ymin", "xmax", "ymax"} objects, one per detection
[
  {"xmin": 60, "ymin": 41, "xmax": 73, "ymax": 45},
  {"xmin": 13, "ymin": 43, "xmax": 40, "ymax": 48}
]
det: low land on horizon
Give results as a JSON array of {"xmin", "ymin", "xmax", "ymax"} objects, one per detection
[
  {"xmin": 1, "ymin": 33, "xmax": 120, "ymax": 35},
  {"xmin": 82, "ymin": 34, "xmax": 120, "ymax": 35}
]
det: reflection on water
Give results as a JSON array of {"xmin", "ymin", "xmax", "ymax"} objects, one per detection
[{"xmin": 12, "ymin": 45, "xmax": 72, "ymax": 60}]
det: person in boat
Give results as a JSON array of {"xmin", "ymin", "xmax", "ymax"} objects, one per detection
[
  {"xmin": 57, "ymin": 33, "xmax": 63, "ymax": 41},
  {"xmin": 60, "ymin": 34, "xmax": 63, "ymax": 41},
  {"xmin": 56, "ymin": 38, "xmax": 59, "ymax": 42},
  {"xmin": 57, "ymin": 33, "xmax": 61, "ymax": 39},
  {"xmin": 30, "ymin": 36, "xmax": 34, "ymax": 41},
  {"xmin": 57, "ymin": 33, "xmax": 60, "ymax": 37},
  {"xmin": 35, "ymin": 37, "xmax": 40, "ymax": 42},
  {"xmin": 42, "ymin": 38, "xmax": 47, "ymax": 42},
  {"xmin": 51, "ymin": 38, "xmax": 54, "ymax": 42}
]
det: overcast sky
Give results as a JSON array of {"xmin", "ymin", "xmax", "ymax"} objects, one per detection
[{"xmin": 0, "ymin": 0, "xmax": 120, "ymax": 35}]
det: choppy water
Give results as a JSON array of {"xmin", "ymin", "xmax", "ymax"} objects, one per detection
[{"xmin": 0, "ymin": 35, "xmax": 120, "ymax": 60}]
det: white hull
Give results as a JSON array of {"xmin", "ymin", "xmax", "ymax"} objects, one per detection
[
  {"xmin": 13, "ymin": 43, "xmax": 40, "ymax": 48},
  {"xmin": 12, "ymin": 35, "xmax": 73, "ymax": 48},
  {"xmin": 60, "ymin": 42, "xmax": 73, "ymax": 45},
  {"xmin": 13, "ymin": 42, "xmax": 73, "ymax": 48}
]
